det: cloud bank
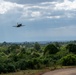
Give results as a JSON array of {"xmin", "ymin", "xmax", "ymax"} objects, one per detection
[{"xmin": 0, "ymin": 0, "xmax": 76, "ymax": 20}]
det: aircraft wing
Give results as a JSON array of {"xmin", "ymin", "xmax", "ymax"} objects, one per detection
[
  {"xmin": 13, "ymin": 26, "xmax": 17, "ymax": 27},
  {"xmin": 22, "ymin": 25, "xmax": 25, "ymax": 26}
]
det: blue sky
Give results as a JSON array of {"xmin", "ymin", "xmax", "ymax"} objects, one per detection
[{"xmin": 0, "ymin": 0, "xmax": 76, "ymax": 42}]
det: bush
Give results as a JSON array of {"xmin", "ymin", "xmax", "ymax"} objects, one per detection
[
  {"xmin": 34, "ymin": 42, "xmax": 41, "ymax": 51},
  {"xmin": 60, "ymin": 54, "xmax": 76, "ymax": 66},
  {"xmin": 6, "ymin": 63, "xmax": 16, "ymax": 72},
  {"xmin": 66, "ymin": 44, "xmax": 76, "ymax": 54},
  {"xmin": 0, "ymin": 63, "xmax": 16, "ymax": 73},
  {"xmin": 16, "ymin": 59, "xmax": 27, "ymax": 70},
  {"xmin": 44, "ymin": 44, "xmax": 59, "ymax": 55},
  {"xmin": 0, "ymin": 63, "xmax": 5, "ymax": 73}
]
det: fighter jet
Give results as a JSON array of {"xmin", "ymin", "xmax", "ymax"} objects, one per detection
[{"xmin": 13, "ymin": 23, "xmax": 25, "ymax": 28}]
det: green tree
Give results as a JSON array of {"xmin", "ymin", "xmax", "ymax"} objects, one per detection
[
  {"xmin": 54, "ymin": 42, "xmax": 60, "ymax": 48},
  {"xmin": 7, "ymin": 44, "xmax": 20, "ymax": 54},
  {"xmin": 57, "ymin": 45, "xmax": 69, "ymax": 59},
  {"xmin": 17, "ymin": 59, "xmax": 27, "ymax": 70},
  {"xmin": 60, "ymin": 54, "xmax": 76, "ymax": 66},
  {"xmin": 6, "ymin": 63, "xmax": 16, "ymax": 72},
  {"xmin": 31, "ymin": 52, "xmax": 40, "ymax": 58},
  {"xmin": 34, "ymin": 42, "xmax": 41, "ymax": 51},
  {"xmin": 0, "ymin": 63, "xmax": 5, "ymax": 73},
  {"xmin": 44, "ymin": 44, "xmax": 59, "ymax": 55},
  {"xmin": 66, "ymin": 44, "xmax": 76, "ymax": 54}
]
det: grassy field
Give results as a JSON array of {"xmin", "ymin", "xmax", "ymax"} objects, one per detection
[{"xmin": 0, "ymin": 69, "xmax": 50, "ymax": 75}]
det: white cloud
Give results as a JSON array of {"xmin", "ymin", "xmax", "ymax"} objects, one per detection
[
  {"xmin": 0, "ymin": 0, "xmax": 24, "ymax": 14},
  {"xmin": 64, "ymin": 12, "xmax": 76, "ymax": 18},
  {"xmin": 21, "ymin": 0, "xmax": 76, "ymax": 20},
  {"xmin": 31, "ymin": 11, "xmax": 41, "ymax": 17},
  {"xmin": 55, "ymin": 0, "xmax": 76, "ymax": 10},
  {"xmin": 0, "ymin": 0, "xmax": 76, "ymax": 20},
  {"xmin": 46, "ymin": 15, "xmax": 61, "ymax": 19},
  {"xmin": 40, "ymin": 2, "xmax": 56, "ymax": 5}
]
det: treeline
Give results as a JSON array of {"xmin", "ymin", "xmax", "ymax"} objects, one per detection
[{"xmin": 0, "ymin": 42, "xmax": 76, "ymax": 73}]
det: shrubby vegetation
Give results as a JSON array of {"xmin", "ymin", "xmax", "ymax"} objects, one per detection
[
  {"xmin": 0, "ymin": 41, "xmax": 76, "ymax": 73},
  {"xmin": 60, "ymin": 54, "xmax": 76, "ymax": 66}
]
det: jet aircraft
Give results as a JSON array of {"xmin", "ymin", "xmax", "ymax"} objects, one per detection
[{"xmin": 13, "ymin": 23, "xmax": 25, "ymax": 27}]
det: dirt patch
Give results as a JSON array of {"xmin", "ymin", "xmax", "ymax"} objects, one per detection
[
  {"xmin": 42, "ymin": 68, "xmax": 76, "ymax": 75},
  {"xmin": 70, "ymin": 73, "xmax": 76, "ymax": 75}
]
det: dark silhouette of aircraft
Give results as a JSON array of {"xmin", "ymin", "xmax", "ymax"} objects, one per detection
[{"xmin": 13, "ymin": 23, "xmax": 25, "ymax": 28}]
